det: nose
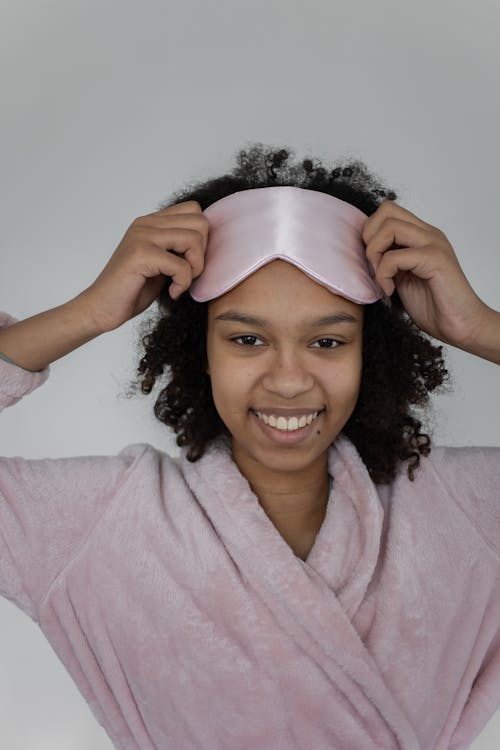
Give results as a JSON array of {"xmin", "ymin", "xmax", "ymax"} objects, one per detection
[{"xmin": 261, "ymin": 347, "xmax": 315, "ymax": 399}]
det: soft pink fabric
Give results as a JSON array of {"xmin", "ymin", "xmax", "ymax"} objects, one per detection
[
  {"xmin": 189, "ymin": 186, "xmax": 384, "ymax": 304},
  {"xmin": 1, "ymin": 309, "xmax": 499, "ymax": 749}
]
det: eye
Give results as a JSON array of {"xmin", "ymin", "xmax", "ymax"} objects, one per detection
[
  {"xmin": 230, "ymin": 335, "xmax": 265, "ymax": 346},
  {"xmin": 310, "ymin": 338, "xmax": 342, "ymax": 349}
]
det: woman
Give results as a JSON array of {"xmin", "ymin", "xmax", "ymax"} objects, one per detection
[{"xmin": 0, "ymin": 144, "xmax": 499, "ymax": 749}]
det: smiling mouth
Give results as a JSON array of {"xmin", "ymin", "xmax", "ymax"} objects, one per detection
[{"xmin": 250, "ymin": 408, "xmax": 325, "ymax": 432}]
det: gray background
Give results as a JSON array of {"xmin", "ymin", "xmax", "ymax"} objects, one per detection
[{"xmin": 0, "ymin": 0, "xmax": 499, "ymax": 747}]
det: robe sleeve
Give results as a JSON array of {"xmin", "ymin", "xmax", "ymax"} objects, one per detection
[
  {"xmin": 426, "ymin": 443, "xmax": 500, "ymax": 557},
  {"xmin": 0, "ymin": 310, "xmax": 146, "ymax": 622}
]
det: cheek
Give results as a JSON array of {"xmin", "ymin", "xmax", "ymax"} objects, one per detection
[
  {"xmin": 322, "ymin": 356, "xmax": 362, "ymax": 406},
  {"xmin": 346, "ymin": 361, "xmax": 363, "ymax": 408},
  {"xmin": 209, "ymin": 360, "xmax": 255, "ymax": 418}
]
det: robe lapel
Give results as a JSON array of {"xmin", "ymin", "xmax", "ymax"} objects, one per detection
[{"xmin": 181, "ymin": 433, "xmax": 420, "ymax": 749}]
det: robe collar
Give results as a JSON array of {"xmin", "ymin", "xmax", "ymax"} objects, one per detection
[
  {"xmin": 179, "ymin": 432, "xmax": 419, "ymax": 748},
  {"xmin": 180, "ymin": 431, "xmax": 384, "ymax": 618}
]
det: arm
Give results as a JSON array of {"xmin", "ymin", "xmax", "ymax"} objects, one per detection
[
  {"xmin": 0, "ymin": 202, "xmax": 208, "ymax": 619},
  {"xmin": 0, "ymin": 295, "xmax": 104, "ymax": 373},
  {"xmin": 0, "ymin": 200, "xmax": 208, "ymax": 373},
  {"xmin": 0, "ymin": 340, "xmax": 147, "ymax": 622}
]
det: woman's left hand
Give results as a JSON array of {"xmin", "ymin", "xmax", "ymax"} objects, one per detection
[{"xmin": 362, "ymin": 200, "xmax": 489, "ymax": 349}]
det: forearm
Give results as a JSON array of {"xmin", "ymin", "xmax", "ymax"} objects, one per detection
[
  {"xmin": 0, "ymin": 295, "xmax": 104, "ymax": 372},
  {"xmin": 458, "ymin": 305, "xmax": 500, "ymax": 365}
]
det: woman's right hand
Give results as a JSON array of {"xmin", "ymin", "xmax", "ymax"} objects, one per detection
[{"xmin": 78, "ymin": 201, "xmax": 209, "ymax": 333}]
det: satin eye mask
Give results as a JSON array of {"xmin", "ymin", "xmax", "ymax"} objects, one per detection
[{"xmin": 189, "ymin": 185, "xmax": 383, "ymax": 304}]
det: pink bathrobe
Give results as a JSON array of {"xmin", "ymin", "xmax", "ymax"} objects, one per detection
[{"xmin": 0, "ymin": 309, "xmax": 499, "ymax": 750}]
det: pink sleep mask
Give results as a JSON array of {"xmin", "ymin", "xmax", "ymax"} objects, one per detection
[{"xmin": 189, "ymin": 185, "xmax": 384, "ymax": 304}]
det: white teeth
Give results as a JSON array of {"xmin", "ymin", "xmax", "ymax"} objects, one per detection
[{"xmin": 254, "ymin": 411, "xmax": 320, "ymax": 431}]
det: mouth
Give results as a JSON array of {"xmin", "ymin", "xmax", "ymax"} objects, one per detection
[{"xmin": 249, "ymin": 408, "xmax": 326, "ymax": 445}]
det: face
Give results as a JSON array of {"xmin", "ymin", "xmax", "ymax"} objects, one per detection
[{"xmin": 205, "ymin": 260, "xmax": 364, "ymax": 478}]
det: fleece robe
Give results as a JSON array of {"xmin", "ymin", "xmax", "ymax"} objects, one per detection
[{"xmin": 0, "ymin": 310, "xmax": 499, "ymax": 750}]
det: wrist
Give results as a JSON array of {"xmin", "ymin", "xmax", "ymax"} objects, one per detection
[
  {"xmin": 459, "ymin": 304, "xmax": 500, "ymax": 365},
  {"xmin": 69, "ymin": 292, "xmax": 109, "ymax": 337}
]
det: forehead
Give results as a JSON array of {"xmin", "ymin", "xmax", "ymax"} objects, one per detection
[{"xmin": 207, "ymin": 259, "xmax": 364, "ymax": 323}]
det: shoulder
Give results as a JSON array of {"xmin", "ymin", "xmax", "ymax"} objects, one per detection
[
  {"xmin": 423, "ymin": 443, "xmax": 500, "ymax": 486},
  {"xmin": 415, "ymin": 444, "xmax": 500, "ymax": 556},
  {"xmin": 115, "ymin": 442, "xmax": 182, "ymax": 473}
]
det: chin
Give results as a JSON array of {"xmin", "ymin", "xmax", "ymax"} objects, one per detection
[{"xmin": 232, "ymin": 428, "xmax": 335, "ymax": 470}]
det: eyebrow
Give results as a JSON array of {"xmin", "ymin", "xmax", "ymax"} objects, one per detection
[{"xmin": 213, "ymin": 310, "xmax": 359, "ymax": 327}]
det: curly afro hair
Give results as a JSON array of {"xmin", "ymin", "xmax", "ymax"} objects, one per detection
[{"xmin": 126, "ymin": 142, "xmax": 452, "ymax": 484}]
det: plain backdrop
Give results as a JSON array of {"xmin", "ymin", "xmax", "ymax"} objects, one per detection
[{"xmin": 0, "ymin": 0, "xmax": 499, "ymax": 747}]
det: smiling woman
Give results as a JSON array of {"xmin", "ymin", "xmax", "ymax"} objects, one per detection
[{"xmin": 1, "ymin": 141, "xmax": 500, "ymax": 750}]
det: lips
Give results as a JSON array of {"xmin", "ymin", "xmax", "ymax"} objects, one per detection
[
  {"xmin": 251, "ymin": 407, "xmax": 325, "ymax": 417},
  {"xmin": 249, "ymin": 408, "xmax": 325, "ymax": 445},
  {"xmin": 250, "ymin": 408, "xmax": 326, "ymax": 431},
  {"xmin": 254, "ymin": 410, "xmax": 321, "ymax": 431}
]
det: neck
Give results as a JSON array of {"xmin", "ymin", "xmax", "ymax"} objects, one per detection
[{"xmin": 231, "ymin": 443, "xmax": 331, "ymax": 558}]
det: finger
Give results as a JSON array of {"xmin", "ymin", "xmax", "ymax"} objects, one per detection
[
  {"xmin": 176, "ymin": 243, "xmax": 205, "ymax": 279},
  {"xmin": 150, "ymin": 248, "xmax": 194, "ymax": 296},
  {"xmin": 362, "ymin": 200, "xmax": 437, "ymax": 246},
  {"xmin": 160, "ymin": 228, "xmax": 206, "ymax": 278},
  {"xmin": 133, "ymin": 201, "xmax": 204, "ymax": 227},
  {"xmin": 152, "ymin": 200, "xmax": 203, "ymax": 216},
  {"xmin": 136, "ymin": 227, "xmax": 206, "ymax": 278},
  {"xmin": 375, "ymin": 246, "xmax": 436, "ymax": 296},
  {"xmin": 135, "ymin": 215, "xmax": 209, "ymax": 257},
  {"xmin": 365, "ymin": 218, "xmax": 436, "ymax": 275}
]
